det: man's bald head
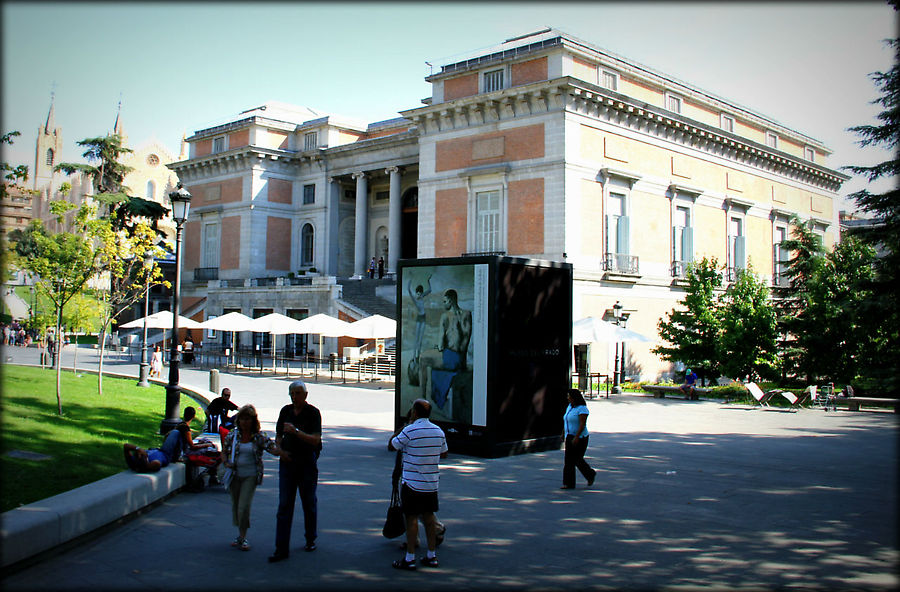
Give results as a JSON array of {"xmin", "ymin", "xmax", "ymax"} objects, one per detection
[{"xmin": 412, "ymin": 398, "xmax": 432, "ymax": 419}]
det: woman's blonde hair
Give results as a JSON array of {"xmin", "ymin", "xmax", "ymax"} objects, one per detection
[{"xmin": 235, "ymin": 404, "xmax": 260, "ymax": 434}]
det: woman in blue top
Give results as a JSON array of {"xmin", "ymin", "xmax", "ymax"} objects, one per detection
[{"xmin": 561, "ymin": 388, "xmax": 597, "ymax": 489}]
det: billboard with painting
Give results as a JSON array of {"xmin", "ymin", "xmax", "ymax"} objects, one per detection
[{"xmin": 397, "ymin": 256, "xmax": 572, "ymax": 457}]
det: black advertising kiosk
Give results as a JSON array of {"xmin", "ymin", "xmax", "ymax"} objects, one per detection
[{"xmin": 396, "ymin": 256, "xmax": 573, "ymax": 457}]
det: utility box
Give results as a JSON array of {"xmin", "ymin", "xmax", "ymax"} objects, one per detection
[{"xmin": 396, "ymin": 256, "xmax": 573, "ymax": 457}]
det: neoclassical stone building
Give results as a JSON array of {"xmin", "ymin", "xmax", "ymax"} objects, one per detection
[{"xmin": 171, "ymin": 29, "xmax": 848, "ymax": 380}]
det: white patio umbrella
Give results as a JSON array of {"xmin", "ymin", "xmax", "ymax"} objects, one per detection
[
  {"xmin": 120, "ymin": 311, "xmax": 202, "ymax": 362},
  {"xmin": 120, "ymin": 310, "xmax": 202, "ymax": 330},
  {"xmin": 572, "ymin": 316, "xmax": 655, "ymax": 344},
  {"xmin": 344, "ymin": 314, "xmax": 396, "ymax": 339},
  {"xmin": 293, "ymin": 313, "xmax": 353, "ymax": 367},
  {"xmin": 344, "ymin": 314, "xmax": 396, "ymax": 378},
  {"xmin": 198, "ymin": 311, "xmax": 256, "ymax": 332},
  {"xmin": 198, "ymin": 312, "xmax": 256, "ymax": 367},
  {"xmin": 249, "ymin": 313, "xmax": 308, "ymax": 371}
]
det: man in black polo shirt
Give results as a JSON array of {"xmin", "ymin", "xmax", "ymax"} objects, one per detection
[
  {"xmin": 269, "ymin": 380, "xmax": 322, "ymax": 562},
  {"xmin": 205, "ymin": 387, "xmax": 239, "ymax": 432}
]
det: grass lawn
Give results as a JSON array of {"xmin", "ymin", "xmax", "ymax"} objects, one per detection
[{"xmin": 0, "ymin": 365, "xmax": 206, "ymax": 513}]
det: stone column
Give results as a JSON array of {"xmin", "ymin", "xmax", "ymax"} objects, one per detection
[
  {"xmin": 352, "ymin": 172, "xmax": 368, "ymax": 278},
  {"xmin": 386, "ymin": 166, "xmax": 401, "ymax": 275},
  {"xmin": 326, "ymin": 177, "xmax": 340, "ymax": 276}
]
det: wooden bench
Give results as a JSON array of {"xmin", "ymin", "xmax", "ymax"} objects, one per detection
[
  {"xmin": 831, "ymin": 396, "xmax": 900, "ymax": 413},
  {"xmin": 642, "ymin": 384, "xmax": 712, "ymax": 401}
]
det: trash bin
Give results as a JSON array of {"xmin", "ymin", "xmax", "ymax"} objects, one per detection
[{"xmin": 329, "ymin": 353, "xmax": 336, "ymax": 371}]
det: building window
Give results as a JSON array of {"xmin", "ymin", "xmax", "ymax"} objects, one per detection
[
  {"xmin": 203, "ymin": 222, "xmax": 220, "ymax": 268},
  {"xmin": 600, "ymin": 69, "xmax": 618, "ymax": 91},
  {"xmin": 475, "ymin": 190, "xmax": 502, "ymax": 252},
  {"xmin": 673, "ymin": 205, "xmax": 693, "ymax": 276},
  {"xmin": 146, "ymin": 180, "xmax": 156, "ymax": 200},
  {"xmin": 765, "ymin": 131, "xmax": 778, "ymax": 149},
  {"xmin": 720, "ymin": 113, "xmax": 735, "ymax": 133},
  {"xmin": 303, "ymin": 184, "xmax": 315, "ymax": 205},
  {"xmin": 45, "ymin": 149, "xmax": 54, "ymax": 166},
  {"xmin": 483, "ymin": 69, "xmax": 505, "ymax": 93},
  {"xmin": 375, "ymin": 190, "xmax": 389, "ymax": 201},
  {"xmin": 606, "ymin": 192, "xmax": 631, "ymax": 270},
  {"xmin": 665, "ymin": 92, "xmax": 683, "ymax": 114},
  {"xmin": 804, "ymin": 146, "xmax": 815, "ymax": 162},
  {"xmin": 212, "ymin": 136, "xmax": 226, "ymax": 153},
  {"xmin": 728, "ymin": 216, "xmax": 746, "ymax": 279},
  {"xmin": 774, "ymin": 224, "xmax": 789, "ymax": 287},
  {"xmin": 303, "ymin": 132, "xmax": 318, "ymax": 151},
  {"xmin": 300, "ymin": 223, "xmax": 314, "ymax": 266}
]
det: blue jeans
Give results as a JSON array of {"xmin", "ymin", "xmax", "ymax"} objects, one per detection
[{"xmin": 275, "ymin": 458, "xmax": 318, "ymax": 552}]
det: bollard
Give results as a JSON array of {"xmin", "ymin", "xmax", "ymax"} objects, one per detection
[{"xmin": 209, "ymin": 368, "xmax": 219, "ymax": 395}]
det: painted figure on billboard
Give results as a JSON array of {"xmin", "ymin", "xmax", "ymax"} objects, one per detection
[
  {"xmin": 400, "ymin": 264, "xmax": 487, "ymax": 426},
  {"xmin": 428, "ymin": 289, "xmax": 472, "ymax": 409},
  {"xmin": 406, "ymin": 275, "xmax": 433, "ymax": 379}
]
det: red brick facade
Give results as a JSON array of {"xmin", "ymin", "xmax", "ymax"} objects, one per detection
[
  {"xmin": 435, "ymin": 124, "xmax": 544, "ymax": 172},
  {"xmin": 266, "ymin": 217, "xmax": 292, "ymax": 270},
  {"xmin": 507, "ymin": 178, "xmax": 544, "ymax": 254}
]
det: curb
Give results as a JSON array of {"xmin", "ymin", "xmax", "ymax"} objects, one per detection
[{"xmin": 0, "ymin": 365, "xmax": 214, "ymax": 570}]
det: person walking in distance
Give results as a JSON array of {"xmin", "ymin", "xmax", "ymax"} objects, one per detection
[
  {"xmin": 560, "ymin": 388, "xmax": 596, "ymax": 490},
  {"xmin": 388, "ymin": 398, "xmax": 448, "ymax": 570},
  {"xmin": 269, "ymin": 380, "xmax": 322, "ymax": 562}
]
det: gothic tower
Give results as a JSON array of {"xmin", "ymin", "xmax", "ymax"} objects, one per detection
[{"xmin": 33, "ymin": 93, "xmax": 62, "ymax": 193}]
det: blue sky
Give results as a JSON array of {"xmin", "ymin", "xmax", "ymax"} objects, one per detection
[{"xmin": 2, "ymin": 2, "xmax": 896, "ymax": 208}]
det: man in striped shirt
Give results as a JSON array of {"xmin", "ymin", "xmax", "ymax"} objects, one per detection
[{"xmin": 388, "ymin": 398, "xmax": 448, "ymax": 570}]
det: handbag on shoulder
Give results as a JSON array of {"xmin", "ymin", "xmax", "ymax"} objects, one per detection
[{"xmin": 382, "ymin": 451, "xmax": 406, "ymax": 539}]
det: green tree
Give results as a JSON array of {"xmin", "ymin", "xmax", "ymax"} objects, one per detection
[
  {"xmin": 54, "ymin": 134, "xmax": 167, "ymax": 234},
  {"xmin": 1, "ymin": 131, "xmax": 31, "ymax": 198},
  {"xmin": 62, "ymin": 291, "xmax": 102, "ymax": 374},
  {"xmin": 777, "ymin": 218, "xmax": 878, "ymax": 384},
  {"xmin": 87, "ymin": 218, "xmax": 166, "ymax": 396},
  {"xmin": 654, "ymin": 257, "xmax": 723, "ymax": 384},
  {"xmin": 843, "ymin": 2, "xmax": 900, "ymax": 388},
  {"xmin": 718, "ymin": 266, "xmax": 779, "ymax": 381},
  {"xmin": 8, "ymin": 206, "xmax": 100, "ymax": 414}
]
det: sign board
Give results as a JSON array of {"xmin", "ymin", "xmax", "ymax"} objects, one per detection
[{"xmin": 396, "ymin": 255, "xmax": 572, "ymax": 457}]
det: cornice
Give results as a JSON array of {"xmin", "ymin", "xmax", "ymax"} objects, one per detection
[
  {"xmin": 169, "ymin": 147, "xmax": 306, "ymax": 182},
  {"xmin": 404, "ymin": 77, "xmax": 848, "ymax": 192}
]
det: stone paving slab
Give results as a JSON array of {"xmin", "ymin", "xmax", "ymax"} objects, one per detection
[{"xmin": 1, "ymin": 345, "xmax": 897, "ymax": 590}]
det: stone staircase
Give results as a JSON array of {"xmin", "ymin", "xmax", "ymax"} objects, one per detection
[
  {"xmin": 337, "ymin": 278, "xmax": 397, "ymax": 320},
  {"xmin": 342, "ymin": 342, "xmax": 397, "ymax": 376}
]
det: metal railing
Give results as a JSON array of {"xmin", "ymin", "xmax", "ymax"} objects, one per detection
[
  {"xmin": 194, "ymin": 267, "xmax": 219, "ymax": 281},
  {"xmin": 671, "ymin": 260, "xmax": 690, "ymax": 278},
  {"xmin": 461, "ymin": 250, "xmax": 507, "ymax": 257},
  {"xmin": 604, "ymin": 253, "xmax": 639, "ymax": 275}
]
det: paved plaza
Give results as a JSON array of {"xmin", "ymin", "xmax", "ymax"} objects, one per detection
[{"xmin": 2, "ymin": 345, "xmax": 898, "ymax": 590}]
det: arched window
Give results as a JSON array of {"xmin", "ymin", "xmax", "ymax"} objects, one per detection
[
  {"xmin": 301, "ymin": 223, "xmax": 314, "ymax": 266},
  {"xmin": 146, "ymin": 180, "xmax": 156, "ymax": 200},
  {"xmin": 45, "ymin": 149, "xmax": 54, "ymax": 166}
]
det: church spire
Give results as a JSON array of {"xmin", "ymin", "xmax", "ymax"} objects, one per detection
[
  {"xmin": 44, "ymin": 86, "xmax": 56, "ymax": 134},
  {"xmin": 113, "ymin": 94, "xmax": 124, "ymax": 137}
]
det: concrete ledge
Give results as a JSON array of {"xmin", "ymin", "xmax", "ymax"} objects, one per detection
[
  {"xmin": 643, "ymin": 384, "xmax": 711, "ymax": 400},
  {"xmin": 0, "ymin": 365, "xmax": 214, "ymax": 570},
  {"xmin": 1, "ymin": 463, "xmax": 185, "ymax": 568}
]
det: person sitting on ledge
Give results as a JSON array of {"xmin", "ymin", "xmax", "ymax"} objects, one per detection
[{"xmin": 680, "ymin": 368, "xmax": 698, "ymax": 400}]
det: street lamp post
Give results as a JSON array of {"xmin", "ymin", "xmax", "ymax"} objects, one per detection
[
  {"xmin": 612, "ymin": 301, "xmax": 623, "ymax": 394},
  {"xmin": 160, "ymin": 184, "xmax": 192, "ymax": 434},
  {"xmin": 137, "ymin": 253, "xmax": 153, "ymax": 387}
]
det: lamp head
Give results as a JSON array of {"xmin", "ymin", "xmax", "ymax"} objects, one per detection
[{"xmin": 168, "ymin": 183, "xmax": 192, "ymax": 225}]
